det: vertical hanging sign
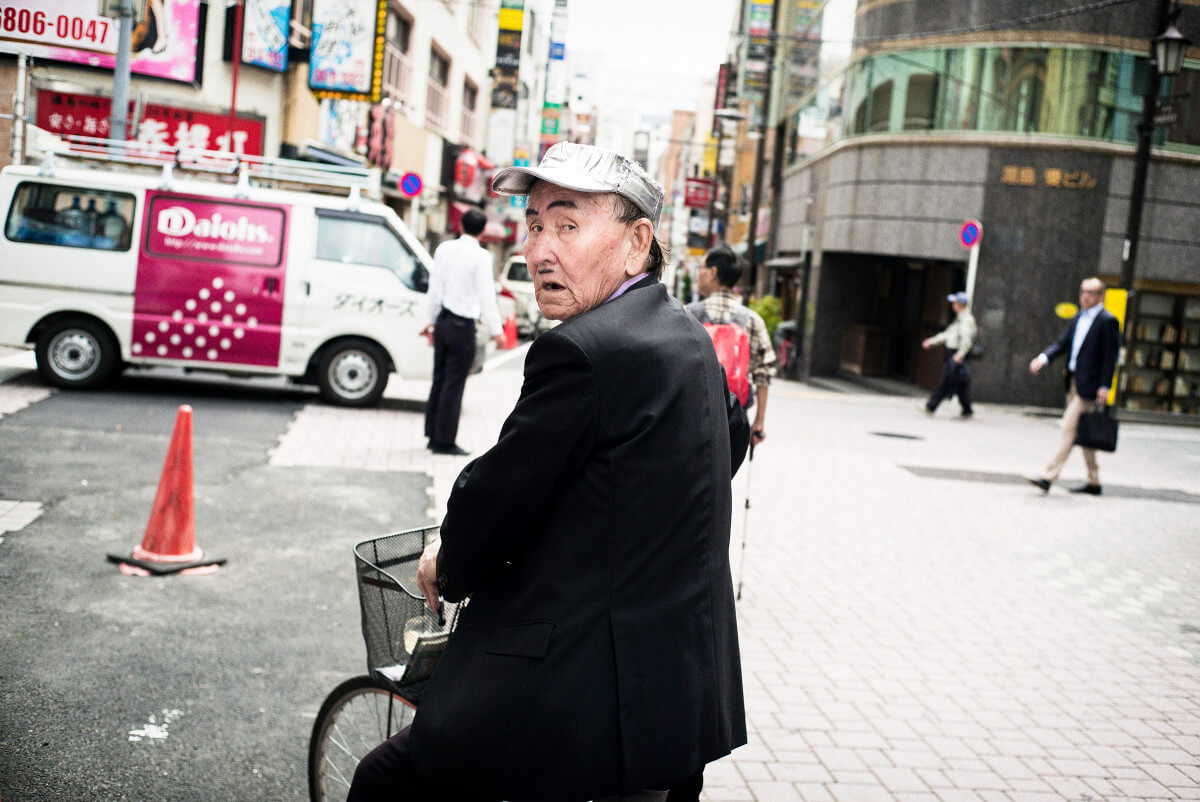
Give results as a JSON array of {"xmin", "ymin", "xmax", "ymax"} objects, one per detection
[
  {"xmin": 541, "ymin": 0, "xmax": 568, "ymax": 152},
  {"xmin": 491, "ymin": 0, "xmax": 524, "ymax": 110}
]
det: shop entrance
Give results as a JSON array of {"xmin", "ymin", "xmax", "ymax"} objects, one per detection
[{"xmin": 830, "ymin": 254, "xmax": 964, "ymax": 389}]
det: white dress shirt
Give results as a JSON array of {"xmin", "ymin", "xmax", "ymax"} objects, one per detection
[
  {"xmin": 428, "ymin": 234, "xmax": 503, "ymax": 337},
  {"xmin": 1067, "ymin": 302, "xmax": 1103, "ymax": 373}
]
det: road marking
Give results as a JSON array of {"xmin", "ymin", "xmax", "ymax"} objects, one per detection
[{"xmin": 127, "ymin": 708, "xmax": 185, "ymax": 742}]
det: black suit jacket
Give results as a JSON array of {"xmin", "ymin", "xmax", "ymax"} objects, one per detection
[
  {"xmin": 409, "ymin": 278, "xmax": 750, "ymax": 801},
  {"xmin": 1042, "ymin": 307, "xmax": 1120, "ymax": 399}
]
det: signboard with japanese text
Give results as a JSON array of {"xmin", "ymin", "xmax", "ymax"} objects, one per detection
[
  {"xmin": 309, "ymin": 0, "xmax": 386, "ymax": 101},
  {"xmin": 35, "ymin": 90, "xmax": 264, "ymax": 156},
  {"xmin": 0, "ymin": 0, "xmax": 202, "ymax": 84},
  {"xmin": 684, "ymin": 178, "xmax": 713, "ymax": 210},
  {"xmin": 242, "ymin": 0, "xmax": 291, "ymax": 72},
  {"xmin": 492, "ymin": 0, "xmax": 523, "ymax": 110}
]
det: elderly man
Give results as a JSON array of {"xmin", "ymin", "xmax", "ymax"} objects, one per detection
[{"xmin": 348, "ymin": 143, "xmax": 750, "ymax": 802}]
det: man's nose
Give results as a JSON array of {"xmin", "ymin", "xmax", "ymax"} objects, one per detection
[{"xmin": 525, "ymin": 238, "xmax": 552, "ymax": 267}]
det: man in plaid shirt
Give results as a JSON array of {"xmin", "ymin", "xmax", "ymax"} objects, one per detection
[{"xmin": 693, "ymin": 246, "xmax": 777, "ymax": 446}]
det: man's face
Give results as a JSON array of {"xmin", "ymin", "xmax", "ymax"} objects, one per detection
[
  {"xmin": 1079, "ymin": 281, "xmax": 1104, "ymax": 309},
  {"xmin": 952, "ymin": 301, "xmax": 966, "ymax": 315},
  {"xmin": 523, "ymin": 183, "xmax": 640, "ymax": 321},
  {"xmin": 696, "ymin": 263, "xmax": 718, "ymax": 297}
]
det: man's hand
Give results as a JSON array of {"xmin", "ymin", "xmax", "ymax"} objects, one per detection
[
  {"xmin": 493, "ymin": 333, "xmax": 507, "ymax": 349},
  {"xmin": 417, "ymin": 539, "xmax": 441, "ymax": 613},
  {"xmin": 420, "ymin": 324, "xmax": 434, "ymax": 345},
  {"xmin": 1029, "ymin": 354, "xmax": 1046, "ymax": 375},
  {"xmin": 750, "ymin": 424, "xmax": 765, "ymax": 445},
  {"xmin": 921, "ymin": 338, "xmax": 932, "ymax": 349},
  {"xmin": 952, "ymin": 354, "xmax": 964, "ymax": 364},
  {"xmin": 1096, "ymin": 386, "xmax": 1109, "ymax": 406}
]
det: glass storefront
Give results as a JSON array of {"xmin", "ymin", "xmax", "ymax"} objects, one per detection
[
  {"xmin": 842, "ymin": 46, "xmax": 1200, "ymax": 153},
  {"xmin": 1122, "ymin": 292, "xmax": 1200, "ymax": 414}
]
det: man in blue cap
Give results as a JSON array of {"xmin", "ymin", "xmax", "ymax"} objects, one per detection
[{"xmin": 921, "ymin": 290, "xmax": 978, "ymax": 418}]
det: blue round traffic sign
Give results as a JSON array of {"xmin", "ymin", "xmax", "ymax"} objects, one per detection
[
  {"xmin": 400, "ymin": 172, "xmax": 423, "ymax": 197},
  {"xmin": 959, "ymin": 219, "xmax": 981, "ymax": 249}
]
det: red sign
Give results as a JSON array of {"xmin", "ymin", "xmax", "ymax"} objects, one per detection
[
  {"xmin": 35, "ymin": 90, "xmax": 265, "ymax": 156},
  {"xmin": 684, "ymin": 178, "xmax": 714, "ymax": 210}
]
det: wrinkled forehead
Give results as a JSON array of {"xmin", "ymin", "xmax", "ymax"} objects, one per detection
[{"xmin": 526, "ymin": 181, "xmax": 617, "ymax": 218}]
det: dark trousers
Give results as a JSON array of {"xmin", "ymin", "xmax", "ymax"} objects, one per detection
[
  {"xmin": 926, "ymin": 355, "xmax": 972, "ymax": 414},
  {"xmin": 347, "ymin": 724, "xmax": 705, "ymax": 802},
  {"xmin": 425, "ymin": 310, "xmax": 477, "ymax": 447}
]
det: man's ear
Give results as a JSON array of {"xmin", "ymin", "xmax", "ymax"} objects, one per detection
[{"xmin": 626, "ymin": 218, "xmax": 654, "ymax": 276}]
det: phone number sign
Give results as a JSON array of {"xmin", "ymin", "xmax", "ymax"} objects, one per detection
[{"xmin": 0, "ymin": 0, "xmax": 115, "ymax": 55}]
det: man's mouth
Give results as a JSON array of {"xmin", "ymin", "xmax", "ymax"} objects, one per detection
[{"xmin": 539, "ymin": 282, "xmax": 565, "ymax": 292}]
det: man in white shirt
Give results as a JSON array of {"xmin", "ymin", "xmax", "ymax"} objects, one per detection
[
  {"xmin": 1027, "ymin": 277, "xmax": 1120, "ymax": 494},
  {"xmin": 424, "ymin": 208, "xmax": 505, "ymax": 456}
]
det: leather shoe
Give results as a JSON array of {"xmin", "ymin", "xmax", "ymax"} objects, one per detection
[
  {"xmin": 429, "ymin": 442, "xmax": 470, "ymax": 456},
  {"xmin": 1028, "ymin": 477, "xmax": 1051, "ymax": 493},
  {"xmin": 1070, "ymin": 483, "xmax": 1102, "ymax": 495}
]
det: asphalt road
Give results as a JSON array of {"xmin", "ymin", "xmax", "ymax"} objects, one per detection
[{"xmin": 0, "ymin": 372, "xmax": 431, "ymax": 800}]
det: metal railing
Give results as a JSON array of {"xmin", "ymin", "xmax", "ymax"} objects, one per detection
[
  {"xmin": 460, "ymin": 106, "xmax": 477, "ymax": 147},
  {"xmin": 425, "ymin": 80, "xmax": 449, "ymax": 136},
  {"xmin": 23, "ymin": 127, "xmax": 375, "ymax": 196},
  {"xmin": 382, "ymin": 43, "xmax": 412, "ymax": 102}
]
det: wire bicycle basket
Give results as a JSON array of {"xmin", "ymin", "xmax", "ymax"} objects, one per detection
[{"xmin": 353, "ymin": 526, "xmax": 460, "ymax": 703}]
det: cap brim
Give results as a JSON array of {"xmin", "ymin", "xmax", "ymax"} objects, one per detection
[{"xmin": 491, "ymin": 164, "xmax": 614, "ymax": 197}]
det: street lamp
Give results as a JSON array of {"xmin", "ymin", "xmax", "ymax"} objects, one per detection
[
  {"xmin": 706, "ymin": 109, "xmax": 745, "ymax": 247},
  {"xmin": 1115, "ymin": 0, "xmax": 1190, "ymax": 409}
]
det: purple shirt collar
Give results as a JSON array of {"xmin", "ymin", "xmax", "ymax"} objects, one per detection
[{"xmin": 605, "ymin": 273, "xmax": 647, "ymax": 304}]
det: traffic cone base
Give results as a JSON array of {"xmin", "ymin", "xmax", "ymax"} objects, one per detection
[
  {"xmin": 503, "ymin": 314, "xmax": 518, "ymax": 350},
  {"xmin": 109, "ymin": 404, "xmax": 223, "ymax": 577}
]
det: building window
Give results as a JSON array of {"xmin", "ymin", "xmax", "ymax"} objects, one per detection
[
  {"xmin": 841, "ymin": 44, "xmax": 1200, "ymax": 154},
  {"xmin": 462, "ymin": 80, "xmax": 478, "ymax": 112},
  {"xmin": 4, "ymin": 181, "xmax": 136, "ymax": 251},
  {"xmin": 426, "ymin": 45, "xmax": 451, "ymax": 133},
  {"xmin": 386, "ymin": 7, "xmax": 411, "ymax": 53},
  {"xmin": 429, "ymin": 47, "xmax": 450, "ymax": 87}
]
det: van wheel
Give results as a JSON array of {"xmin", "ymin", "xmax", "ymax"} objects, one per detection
[
  {"xmin": 35, "ymin": 318, "xmax": 120, "ymax": 389},
  {"xmin": 317, "ymin": 340, "xmax": 388, "ymax": 407}
]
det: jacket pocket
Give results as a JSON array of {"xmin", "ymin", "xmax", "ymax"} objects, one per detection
[{"xmin": 483, "ymin": 620, "xmax": 554, "ymax": 659}]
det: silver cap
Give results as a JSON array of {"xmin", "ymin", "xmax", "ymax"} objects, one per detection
[{"xmin": 491, "ymin": 142, "xmax": 664, "ymax": 226}]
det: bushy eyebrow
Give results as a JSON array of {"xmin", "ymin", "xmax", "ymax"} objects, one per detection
[{"xmin": 525, "ymin": 199, "xmax": 579, "ymax": 218}]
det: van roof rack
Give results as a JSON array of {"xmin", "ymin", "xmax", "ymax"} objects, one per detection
[{"xmin": 25, "ymin": 126, "xmax": 378, "ymax": 199}]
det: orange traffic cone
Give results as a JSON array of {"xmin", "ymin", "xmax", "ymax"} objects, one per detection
[
  {"xmin": 503, "ymin": 314, "xmax": 518, "ymax": 350},
  {"xmin": 107, "ymin": 405, "xmax": 224, "ymax": 576}
]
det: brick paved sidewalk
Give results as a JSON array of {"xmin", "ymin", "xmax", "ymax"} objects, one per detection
[{"xmin": 266, "ymin": 347, "xmax": 1200, "ymax": 800}]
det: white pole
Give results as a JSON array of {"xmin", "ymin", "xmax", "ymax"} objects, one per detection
[
  {"xmin": 965, "ymin": 239, "xmax": 981, "ymax": 308},
  {"xmin": 12, "ymin": 53, "xmax": 27, "ymax": 165},
  {"xmin": 110, "ymin": 0, "xmax": 134, "ymax": 141}
]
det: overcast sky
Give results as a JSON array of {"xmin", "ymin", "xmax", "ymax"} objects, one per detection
[{"xmin": 563, "ymin": 0, "xmax": 856, "ymax": 120}]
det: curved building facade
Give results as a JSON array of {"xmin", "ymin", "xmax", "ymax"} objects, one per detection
[{"xmin": 776, "ymin": 0, "xmax": 1200, "ymax": 414}]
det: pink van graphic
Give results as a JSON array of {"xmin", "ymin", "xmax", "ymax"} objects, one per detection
[{"xmin": 134, "ymin": 191, "xmax": 289, "ymax": 367}]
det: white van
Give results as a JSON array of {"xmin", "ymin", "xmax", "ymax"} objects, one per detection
[{"xmin": 0, "ymin": 145, "xmax": 443, "ymax": 407}]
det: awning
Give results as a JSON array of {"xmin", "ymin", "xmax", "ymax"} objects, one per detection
[
  {"xmin": 448, "ymin": 202, "xmax": 514, "ymax": 243},
  {"xmin": 299, "ymin": 139, "xmax": 367, "ymax": 167},
  {"xmin": 765, "ymin": 257, "xmax": 803, "ymax": 271}
]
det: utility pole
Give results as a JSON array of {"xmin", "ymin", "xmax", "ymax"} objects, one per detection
[
  {"xmin": 109, "ymin": 0, "xmax": 135, "ymax": 141},
  {"xmin": 1113, "ymin": 0, "xmax": 1189, "ymax": 409},
  {"xmin": 744, "ymin": 0, "xmax": 781, "ymax": 297}
]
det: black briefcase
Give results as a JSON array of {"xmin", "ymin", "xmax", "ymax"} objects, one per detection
[{"xmin": 1074, "ymin": 405, "xmax": 1118, "ymax": 452}]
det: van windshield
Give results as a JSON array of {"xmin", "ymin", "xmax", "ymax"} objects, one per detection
[
  {"xmin": 506, "ymin": 260, "xmax": 531, "ymax": 282},
  {"xmin": 316, "ymin": 214, "xmax": 428, "ymax": 292}
]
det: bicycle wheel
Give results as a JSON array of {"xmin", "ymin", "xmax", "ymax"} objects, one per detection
[{"xmin": 308, "ymin": 675, "xmax": 416, "ymax": 802}]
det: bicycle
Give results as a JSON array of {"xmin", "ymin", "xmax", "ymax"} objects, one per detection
[{"xmin": 308, "ymin": 525, "xmax": 460, "ymax": 802}]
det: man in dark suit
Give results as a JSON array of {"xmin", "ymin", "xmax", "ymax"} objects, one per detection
[
  {"xmin": 348, "ymin": 143, "xmax": 750, "ymax": 802},
  {"xmin": 1028, "ymin": 277, "xmax": 1120, "ymax": 495}
]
